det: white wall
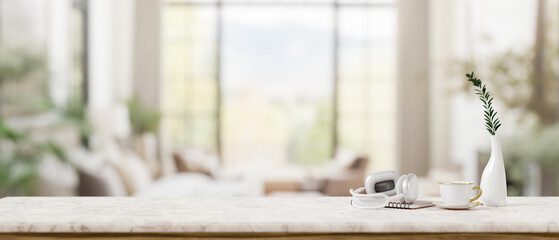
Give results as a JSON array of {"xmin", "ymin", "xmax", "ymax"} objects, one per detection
[
  {"xmin": 86, "ymin": 0, "xmax": 157, "ymax": 108},
  {"xmin": 47, "ymin": 0, "xmax": 71, "ymax": 108},
  {"xmin": 397, "ymin": 0, "xmax": 430, "ymax": 176},
  {"xmin": 429, "ymin": 0, "xmax": 539, "ymax": 183},
  {"xmin": 88, "ymin": 0, "xmax": 135, "ymax": 109},
  {"xmin": 132, "ymin": 0, "xmax": 161, "ymax": 108},
  {"xmin": 88, "ymin": 0, "xmax": 113, "ymax": 109},
  {"xmin": 112, "ymin": 0, "xmax": 135, "ymax": 102}
]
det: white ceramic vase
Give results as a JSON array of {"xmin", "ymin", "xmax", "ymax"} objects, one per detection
[{"xmin": 479, "ymin": 134, "xmax": 507, "ymax": 207}]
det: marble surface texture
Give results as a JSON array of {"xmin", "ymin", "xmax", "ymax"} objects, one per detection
[{"xmin": 0, "ymin": 197, "xmax": 558, "ymax": 233}]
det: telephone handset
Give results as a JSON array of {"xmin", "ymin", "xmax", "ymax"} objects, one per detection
[{"xmin": 350, "ymin": 170, "xmax": 419, "ymax": 209}]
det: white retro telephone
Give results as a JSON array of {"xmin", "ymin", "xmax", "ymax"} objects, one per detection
[{"xmin": 350, "ymin": 170, "xmax": 419, "ymax": 209}]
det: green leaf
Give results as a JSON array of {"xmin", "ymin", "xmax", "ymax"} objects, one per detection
[
  {"xmin": 42, "ymin": 141, "xmax": 68, "ymax": 163},
  {"xmin": 0, "ymin": 121, "xmax": 25, "ymax": 141},
  {"xmin": 464, "ymin": 71, "xmax": 501, "ymax": 135}
]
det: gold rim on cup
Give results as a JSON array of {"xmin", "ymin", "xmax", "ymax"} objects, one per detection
[{"xmin": 437, "ymin": 181, "xmax": 475, "ymax": 185}]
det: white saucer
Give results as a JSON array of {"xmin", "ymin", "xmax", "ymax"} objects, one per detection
[{"xmin": 433, "ymin": 201, "xmax": 480, "ymax": 210}]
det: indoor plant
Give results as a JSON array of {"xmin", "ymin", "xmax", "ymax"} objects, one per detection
[
  {"xmin": 466, "ymin": 71, "xmax": 507, "ymax": 206},
  {"xmin": 127, "ymin": 96, "xmax": 161, "ymax": 177},
  {"xmin": 0, "ymin": 46, "xmax": 71, "ymax": 196}
]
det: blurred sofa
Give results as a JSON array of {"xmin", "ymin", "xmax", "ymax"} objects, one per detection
[
  {"xmin": 263, "ymin": 150, "xmax": 369, "ymax": 196},
  {"xmin": 10, "ymin": 105, "xmax": 254, "ymax": 197},
  {"xmin": 67, "ymin": 141, "xmax": 255, "ymax": 197},
  {"xmin": 14, "ymin": 105, "xmax": 369, "ymax": 198}
]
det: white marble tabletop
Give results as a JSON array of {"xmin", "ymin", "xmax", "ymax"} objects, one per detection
[{"xmin": 0, "ymin": 197, "xmax": 557, "ymax": 233}]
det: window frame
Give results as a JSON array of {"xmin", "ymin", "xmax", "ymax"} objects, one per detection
[{"xmin": 161, "ymin": 0, "xmax": 396, "ymax": 163}]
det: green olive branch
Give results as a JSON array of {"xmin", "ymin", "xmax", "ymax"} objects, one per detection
[{"xmin": 466, "ymin": 71, "xmax": 502, "ymax": 135}]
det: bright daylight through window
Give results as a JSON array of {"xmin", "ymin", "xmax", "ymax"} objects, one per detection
[{"xmin": 161, "ymin": 0, "xmax": 397, "ymax": 171}]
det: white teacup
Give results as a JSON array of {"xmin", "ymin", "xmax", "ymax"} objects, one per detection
[{"xmin": 438, "ymin": 181, "xmax": 482, "ymax": 205}]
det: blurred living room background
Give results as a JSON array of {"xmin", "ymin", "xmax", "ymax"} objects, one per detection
[{"xmin": 0, "ymin": 0, "xmax": 557, "ymax": 197}]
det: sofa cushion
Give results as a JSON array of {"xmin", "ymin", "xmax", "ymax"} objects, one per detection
[
  {"xmin": 172, "ymin": 149, "xmax": 219, "ymax": 177},
  {"xmin": 111, "ymin": 150, "xmax": 153, "ymax": 195},
  {"xmin": 68, "ymin": 148, "xmax": 127, "ymax": 196}
]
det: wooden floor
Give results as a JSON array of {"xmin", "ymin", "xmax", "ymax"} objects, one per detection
[{"xmin": 1, "ymin": 233, "xmax": 559, "ymax": 240}]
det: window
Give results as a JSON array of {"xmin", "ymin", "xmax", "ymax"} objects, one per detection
[
  {"xmin": 161, "ymin": 5, "xmax": 219, "ymax": 154},
  {"xmin": 161, "ymin": 0, "xmax": 397, "ymax": 170},
  {"xmin": 337, "ymin": 6, "xmax": 397, "ymax": 171},
  {"xmin": 221, "ymin": 6, "xmax": 334, "ymax": 166},
  {"xmin": 0, "ymin": 0, "xmax": 87, "ymax": 115}
]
